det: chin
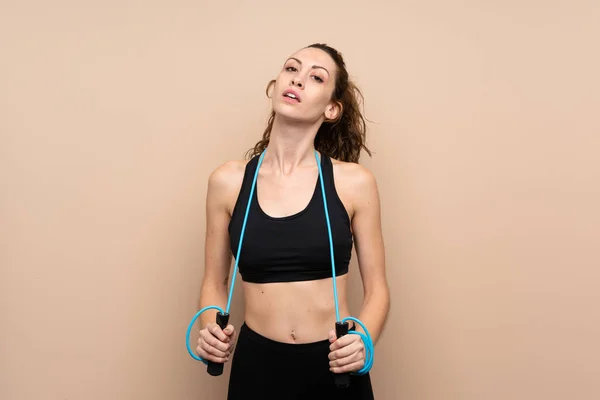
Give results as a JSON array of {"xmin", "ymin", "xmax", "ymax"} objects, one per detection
[{"xmin": 272, "ymin": 101, "xmax": 305, "ymax": 122}]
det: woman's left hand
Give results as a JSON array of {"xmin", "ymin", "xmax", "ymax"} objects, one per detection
[{"xmin": 327, "ymin": 329, "xmax": 365, "ymax": 373}]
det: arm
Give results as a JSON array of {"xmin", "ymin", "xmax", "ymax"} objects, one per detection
[
  {"xmin": 351, "ymin": 166, "xmax": 390, "ymax": 345},
  {"xmin": 328, "ymin": 165, "xmax": 390, "ymax": 374},
  {"xmin": 194, "ymin": 162, "xmax": 246, "ymax": 365},
  {"xmin": 198, "ymin": 163, "xmax": 237, "ymax": 328}
]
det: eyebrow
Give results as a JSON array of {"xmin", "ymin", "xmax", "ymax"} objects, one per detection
[{"xmin": 286, "ymin": 57, "xmax": 330, "ymax": 76}]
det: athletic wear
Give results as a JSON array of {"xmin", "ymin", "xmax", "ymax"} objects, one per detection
[
  {"xmin": 227, "ymin": 322, "xmax": 375, "ymax": 400},
  {"xmin": 228, "ymin": 154, "xmax": 353, "ymax": 284},
  {"xmin": 225, "ymin": 153, "xmax": 371, "ymax": 398}
]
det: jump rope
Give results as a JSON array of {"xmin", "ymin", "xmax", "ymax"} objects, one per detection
[{"xmin": 186, "ymin": 149, "xmax": 374, "ymax": 387}]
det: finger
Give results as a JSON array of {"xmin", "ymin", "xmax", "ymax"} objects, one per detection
[
  {"xmin": 208, "ymin": 324, "xmax": 229, "ymax": 342},
  {"xmin": 201, "ymin": 340, "xmax": 230, "ymax": 358},
  {"xmin": 201, "ymin": 330, "xmax": 231, "ymax": 352},
  {"xmin": 198, "ymin": 336, "xmax": 230, "ymax": 357},
  {"xmin": 330, "ymin": 359, "xmax": 364, "ymax": 374},
  {"xmin": 329, "ymin": 339, "xmax": 364, "ymax": 360},
  {"xmin": 329, "ymin": 349, "xmax": 364, "ymax": 367},
  {"xmin": 329, "ymin": 334, "xmax": 359, "ymax": 351},
  {"xmin": 223, "ymin": 325, "xmax": 236, "ymax": 337},
  {"xmin": 203, "ymin": 353, "xmax": 229, "ymax": 363},
  {"xmin": 229, "ymin": 332, "xmax": 237, "ymax": 350},
  {"xmin": 328, "ymin": 330, "xmax": 336, "ymax": 343},
  {"xmin": 196, "ymin": 345, "xmax": 229, "ymax": 363}
]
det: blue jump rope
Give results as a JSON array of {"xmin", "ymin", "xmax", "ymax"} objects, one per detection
[{"xmin": 186, "ymin": 150, "xmax": 374, "ymax": 387}]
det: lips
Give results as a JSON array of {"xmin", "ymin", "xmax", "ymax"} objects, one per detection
[{"xmin": 282, "ymin": 89, "xmax": 301, "ymax": 102}]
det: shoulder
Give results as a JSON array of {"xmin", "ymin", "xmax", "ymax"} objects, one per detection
[
  {"xmin": 208, "ymin": 159, "xmax": 248, "ymax": 188},
  {"xmin": 207, "ymin": 159, "xmax": 249, "ymax": 208},
  {"xmin": 330, "ymin": 158, "xmax": 379, "ymax": 217},
  {"xmin": 330, "ymin": 158, "xmax": 378, "ymax": 193}
]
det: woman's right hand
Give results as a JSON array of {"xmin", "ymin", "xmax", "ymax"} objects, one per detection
[{"xmin": 196, "ymin": 323, "xmax": 236, "ymax": 363}]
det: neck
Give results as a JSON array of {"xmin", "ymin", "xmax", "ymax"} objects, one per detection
[{"xmin": 264, "ymin": 114, "xmax": 322, "ymax": 173}]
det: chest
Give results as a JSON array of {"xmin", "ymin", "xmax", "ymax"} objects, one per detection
[{"xmin": 255, "ymin": 168, "xmax": 320, "ymax": 219}]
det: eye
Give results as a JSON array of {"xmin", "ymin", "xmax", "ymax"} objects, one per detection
[
  {"xmin": 312, "ymin": 75, "xmax": 324, "ymax": 83},
  {"xmin": 286, "ymin": 66, "xmax": 298, "ymax": 72}
]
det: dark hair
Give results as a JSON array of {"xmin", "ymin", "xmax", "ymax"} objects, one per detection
[{"xmin": 245, "ymin": 43, "xmax": 372, "ymax": 163}]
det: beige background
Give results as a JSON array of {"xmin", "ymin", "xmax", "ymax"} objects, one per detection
[{"xmin": 1, "ymin": 1, "xmax": 599, "ymax": 399}]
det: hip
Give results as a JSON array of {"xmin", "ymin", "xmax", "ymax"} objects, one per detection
[{"xmin": 227, "ymin": 322, "xmax": 374, "ymax": 400}]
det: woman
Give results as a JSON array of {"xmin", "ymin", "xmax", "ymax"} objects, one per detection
[{"xmin": 195, "ymin": 43, "xmax": 390, "ymax": 399}]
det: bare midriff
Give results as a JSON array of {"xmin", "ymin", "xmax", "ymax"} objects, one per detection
[{"xmin": 242, "ymin": 273, "xmax": 351, "ymax": 344}]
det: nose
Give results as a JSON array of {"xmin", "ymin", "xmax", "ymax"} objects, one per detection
[{"xmin": 291, "ymin": 78, "xmax": 303, "ymax": 88}]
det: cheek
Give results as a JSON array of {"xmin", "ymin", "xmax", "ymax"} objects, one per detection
[
  {"xmin": 308, "ymin": 90, "xmax": 333, "ymax": 110},
  {"xmin": 273, "ymin": 73, "xmax": 287, "ymax": 89}
]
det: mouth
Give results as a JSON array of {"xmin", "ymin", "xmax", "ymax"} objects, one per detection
[{"xmin": 282, "ymin": 89, "xmax": 301, "ymax": 102}]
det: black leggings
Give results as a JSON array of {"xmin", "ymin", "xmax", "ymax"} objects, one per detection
[{"xmin": 227, "ymin": 322, "xmax": 375, "ymax": 399}]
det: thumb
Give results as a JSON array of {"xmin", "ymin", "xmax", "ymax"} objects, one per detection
[
  {"xmin": 223, "ymin": 325, "xmax": 234, "ymax": 336},
  {"xmin": 328, "ymin": 330, "xmax": 336, "ymax": 343}
]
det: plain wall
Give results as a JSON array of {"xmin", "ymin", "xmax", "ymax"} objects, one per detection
[{"xmin": 1, "ymin": 1, "xmax": 599, "ymax": 399}]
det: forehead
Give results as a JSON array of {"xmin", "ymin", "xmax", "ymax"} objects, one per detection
[{"xmin": 287, "ymin": 47, "xmax": 337, "ymax": 72}]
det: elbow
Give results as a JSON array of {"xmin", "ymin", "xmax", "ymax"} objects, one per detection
[
  {"xmin": 200, "ymin": 275, "xmax": 229, "ymax": 298},
  {"xmin": 201, "ymin": 272, "xmax": 229, "ymax": 289},
  {"xmin": 365, "ymin": 280, "xmax": 390, "ymax": 309}
]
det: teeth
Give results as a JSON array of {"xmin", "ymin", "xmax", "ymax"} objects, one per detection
[{"xmin": 285, "ymin": 93, "xmax": 297, "ymax": 99}]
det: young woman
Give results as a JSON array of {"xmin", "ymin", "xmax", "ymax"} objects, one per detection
[{"xmin": 194, "ymin": 43, "xmax": 390, "ymax": 399}]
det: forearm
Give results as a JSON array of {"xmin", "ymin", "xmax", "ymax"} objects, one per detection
[
  {"xmin": 198, "ymin": 281, "xmax": 228, "ymax": 329},
  {"xmin": 356, "ymin": 288, "xmax": 390, "ymax": 345}
]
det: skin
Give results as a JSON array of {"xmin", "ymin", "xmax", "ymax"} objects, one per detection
[{"xmin": 196, "ymin": 47, "xmax": 390, "ymax": 374}]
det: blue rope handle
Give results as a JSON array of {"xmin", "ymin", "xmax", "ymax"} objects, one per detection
[{"xmin": 186, "ymin": 150, "xmax": 374, "ymax": 375}]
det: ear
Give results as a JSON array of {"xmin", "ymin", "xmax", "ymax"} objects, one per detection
[
  {"xmin": 265, "ymin": 79, "xmax": 276, "ymax": 98},
  {"xmin": 324, "ymin": 101, "xmax": 343, "ymax": 122}
]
